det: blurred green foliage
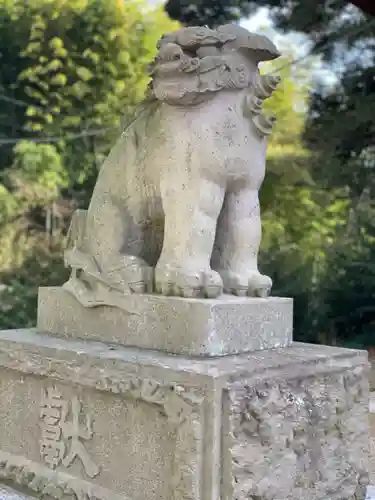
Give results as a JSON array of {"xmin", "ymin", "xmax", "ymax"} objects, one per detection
[
  {"xmin": 1, "ymin": 0, "xmax": 374, "ymax": 350},
  {"xmin": 0, "ymin": 0, "xmax": 178, "ymax": 327}
]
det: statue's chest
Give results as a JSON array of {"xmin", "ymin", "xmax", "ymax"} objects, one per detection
[
  {"xmin": 161, "ymin": 97, "xmax": 267, "ymax": 181},
  {"xmin": 212, "ymin": 111, "xmax": 251, "ymax": 150},
  {"xmin": 200, "ymin": 108, "xmax": 265, "ymax": 162},
  {"xmin": 187, "ymin": 97, "xmax": 261, "ymax": 155}
]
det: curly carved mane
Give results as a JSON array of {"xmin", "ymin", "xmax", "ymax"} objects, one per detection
[{"xmin": 148, "ymin": 25, "xmax": 280, "ymax": 106}]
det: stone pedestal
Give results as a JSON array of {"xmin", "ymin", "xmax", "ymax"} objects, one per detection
[
  {"xmin": 37, "ymin": 287, "xmax": 293, "ymax": 356},
  {"xmin": 0, "ymin": 328, "xmax": 369, "ymax": 500},
  {"xmin": 371, "ymin": 393, "xmax": 375, "ymax": 484},
  {"xmin": 0, "ymin": 20, "xmax": 370, "ymax": 500}
]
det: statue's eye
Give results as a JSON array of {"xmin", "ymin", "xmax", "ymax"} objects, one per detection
[{"xmin": 173, "ymin": 53, "xmax": 181, "ymax": 60}]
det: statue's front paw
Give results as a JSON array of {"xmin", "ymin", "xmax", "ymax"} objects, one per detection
[
  {"xmin": 154, "ymin": 265, "xmax": 223, "ymax": 298},
  {"xmin": 219, "ymin": 270, "xmax": 272, "ymax": 298}
]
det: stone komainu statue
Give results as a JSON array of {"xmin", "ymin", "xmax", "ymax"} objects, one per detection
[{"xmin": 64, "ymin": 24, "xmax": 281, "ymax": 306}]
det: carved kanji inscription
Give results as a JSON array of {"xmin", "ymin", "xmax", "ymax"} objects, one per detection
[
  {"xmin": 39, "ymin": 387, "xmax": 99, "ymax": 478},
  {"xmin": 39, "ymin": 386, "xmax": 66, "ymax": 468}
]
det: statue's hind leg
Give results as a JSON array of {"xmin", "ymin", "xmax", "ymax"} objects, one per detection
[
  {"xmin": 155, "ymin": 178, "xmax": 225, "ymax": 298},
  {"xmin": 81, "ymin": 201, "xmax": 153, "ymax": 294}
]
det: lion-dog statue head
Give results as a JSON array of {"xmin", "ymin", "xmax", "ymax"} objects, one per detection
[{"xmin": 148, "ymin": 24, "xmax": 282, "ymax": 137}]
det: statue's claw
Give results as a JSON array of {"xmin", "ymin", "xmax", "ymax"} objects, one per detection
[
  {"xmin": 154, "ymin": 265, "xmax": 223, "ymax": 298},
  {"xmin": 218, "ymin": 270, "xmax": 272, "ymax": 298}
]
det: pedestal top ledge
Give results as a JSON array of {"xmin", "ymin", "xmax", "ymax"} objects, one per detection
[{"xmin": 37, "ymin": 286, "xmax": 293, "ymax": 357}]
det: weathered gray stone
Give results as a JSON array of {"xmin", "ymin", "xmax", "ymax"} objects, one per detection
[
  {"xmin": 0, "ymin": 23, "xmax": 371, "ymax": 500},
  {"xmin": 370, "ymin": 393, "xmax": 375, "ymax": 484},
  {"xmin": 37, "ymin": 286, "xmax": 293, "ymax": 356},
  {"xmin": 0, "ymin": 486, "xmax": 35, "ymax": 500},
  {"xmin": 62, "ymin": 25, "xmax": 281, "ymax": 307},
  {"xmin": 0, "ymin": 328, "xmax": 369, "ymax": 500}
]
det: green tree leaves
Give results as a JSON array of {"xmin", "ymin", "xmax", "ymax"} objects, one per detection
[{"xmin": 0, "ymin": 0, "xmax": 177, "ymax": 326}]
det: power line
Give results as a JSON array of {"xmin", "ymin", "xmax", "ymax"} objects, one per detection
[
  {"xmin": 0, "ymin": 10, "xmax": 373, "ymax": 148},
  {"xmin": 0, "ymin": 0, "xmax": 349, "ymax": 113},
  {"xmin": 0, "ymin": 126, "xmax": 118, "ymax": 146},
  {"xmin": 268, "ymin": 17, "xmax": 375, "ymax": 75},
  {"xmin": 0, "ymin": 103, "xmax": 147, "ymax": 146},
  {"xmin": 0, "ymin": 94, "xmax": 29, "ymax": 108}
]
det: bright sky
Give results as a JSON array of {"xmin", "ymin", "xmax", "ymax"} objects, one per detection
[
  {"xmin": 242, "ymin": 8, "xmax": 336, "ymax": 85},
  {"xmin": 240, "ymin": 7, "xmax": 270, "ymax": 31}
]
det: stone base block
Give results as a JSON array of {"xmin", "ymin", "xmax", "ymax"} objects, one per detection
[
  {"xmin": 0, "ymin": 329, "xmax": 370, "ymax": 500},
  {"xmin": 371, "ymin": 393, "xmax": 375, "ymax": 484},
  {"xmin": 37, "ymin": 286, "xmax": 293, "ymax": 356},
  {"xmin": 0, "ymin": 486, "xmax": 35, "ymax": 500}
]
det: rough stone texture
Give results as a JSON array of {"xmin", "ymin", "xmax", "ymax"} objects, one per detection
[
  {"xmin": 371, "ymin": 393, "xmax": 375, "ymax": 484},
  {"xmin": 62, "ymin": 25, "xmax": 282, "ymax": 307},
  {"xmin": 0, "ymin": 486, "xmax": 35, "ymax": 500},
  {"xmin": 37, "ymin": 286, "xmax": 293, "ymax": 356},
  {"xmin": 229, "ymin": 374, "xmax": 368, "ymax": 499},
  {"xmin": 371, "ymin": 438, "xmax": 375, "ymax": 486},
  {"xmin": 1, "ymin": 22, "xmax": 370, "ymax": 500},
  {"xmin": 0, "ymin": 328, "xmax": 369, "ymax": 500}
]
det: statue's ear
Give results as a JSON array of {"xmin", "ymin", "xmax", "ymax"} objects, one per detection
[{"xmin": 222, "ymin": 33, "xmax": 280, "ymax": 64}]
